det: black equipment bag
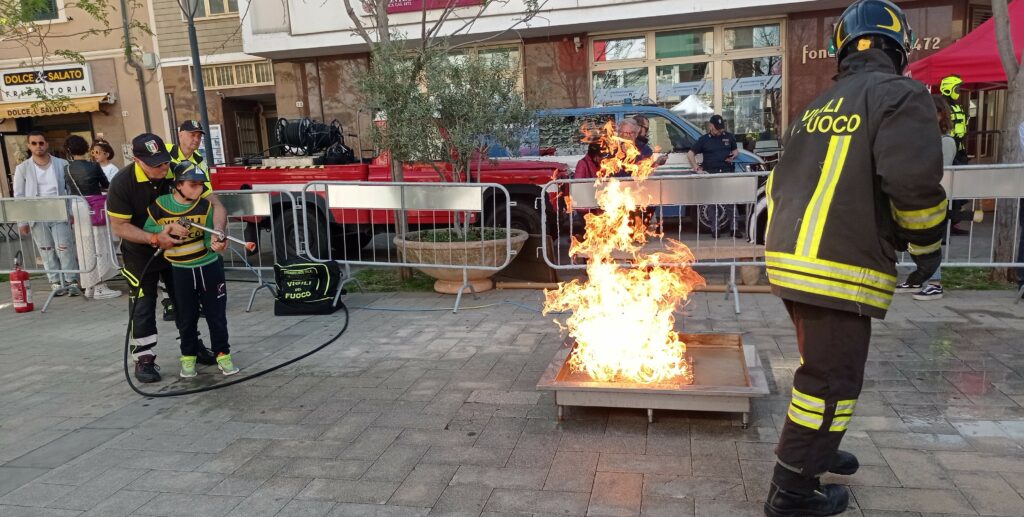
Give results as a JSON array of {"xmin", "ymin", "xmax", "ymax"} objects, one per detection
[{"xmin": 273, "ymin": 258, "xmax": 343, "ymax": 315}]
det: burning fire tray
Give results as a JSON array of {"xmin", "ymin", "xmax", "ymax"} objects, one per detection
[{"xmin": 536, "ymin": 333, "xmax": 769, "ymax": 427}]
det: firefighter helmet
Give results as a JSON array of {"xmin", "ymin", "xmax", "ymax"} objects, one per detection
[
  {"xmin": 172, "ymin": 161, "xmax": 207, "ymax": 183},
  {"xmin": 832, "ymin": 0, "xmax": 914, "ymax": 72},
  {"xmin": 940, "ymin": 75, "xmax": 963, "ymax": 100}
]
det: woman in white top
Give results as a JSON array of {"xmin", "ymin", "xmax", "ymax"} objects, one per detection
[{"xmin": 90, "ymin": 140, "xmax": 120, "ymax": 182}]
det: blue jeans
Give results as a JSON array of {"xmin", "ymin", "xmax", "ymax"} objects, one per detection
[{"xmin": 30, "ymin": 221, "xmax": 79, "ymax": 284}]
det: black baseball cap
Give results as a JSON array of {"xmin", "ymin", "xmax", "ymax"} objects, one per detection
[
  {"xmin": 709, "ymin": 114, "xmax": 725, "ymax": 130},
  {"xmin": 178, "ymin": 119, "xmax": 205, "ymax": 133},
  {"xmin": 131, "ymin": 133, "xmax": 171, "ymax": 167}
]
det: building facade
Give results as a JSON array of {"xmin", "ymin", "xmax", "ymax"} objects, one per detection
[
  {"xmin": 153, "ymin": 0, "xmax": 277, "ymax": 165},
  {"xmin": 0, "ymin": 0, "xmax": 165, "ymax": 196},
  {"xmin": 240, "ymin": 0, "xmax": 999, "ymax": 161}
]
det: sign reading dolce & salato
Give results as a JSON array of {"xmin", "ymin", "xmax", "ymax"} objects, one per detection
[{"xmin": 1, "ymin": 64, "xmax": 94, "ymax": 100}]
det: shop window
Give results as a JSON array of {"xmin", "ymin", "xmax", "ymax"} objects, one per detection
[
  {"xmin": 22, "ymin": 0, "xmax": 60, "ymax": 21},
  {"xmin": 593, "ymin": 36, "xmax": 646, "ymax": 62},
  {"xmin": 722, "ymin": 55, "xmax": 783, "ymax": 148},
  {"xmin": 592, "ymin": 68, "xmax": 648, "ymax": 104},
  {"xmin": 190, "ymin": 61, "xmax": 275, "ymax": 90},
  {"xmin": 724, "ymin": 23, "xmax": 781, "ymax": 51},
  {"xmin": 187, "ymin": 0, "xmax": 239, "ymax": 18},
  {"xmin": 655, "ymin": 28, "xmax": 713, "ymax": 59},
  {"xmin": 655, "ymin": 62, "xmax": 713, "ymax": 128},
  {"xmin": 537, "ymin": 114, "xmax": 615, "ymax": 156}
]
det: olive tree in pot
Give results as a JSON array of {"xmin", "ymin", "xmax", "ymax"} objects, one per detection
[{"xmin": 357, "ymin": 40, "xmax": 533, "ymax": 294}]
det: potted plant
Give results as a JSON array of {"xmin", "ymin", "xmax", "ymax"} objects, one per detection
[{"xmin": 357, "ymin": 39, "xmax": 535, "ymax": 293}]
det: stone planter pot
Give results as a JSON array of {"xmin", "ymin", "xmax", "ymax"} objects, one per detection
[{"xmin": 393, "ymin": 229, "xmax": 529, "ymax": 294}]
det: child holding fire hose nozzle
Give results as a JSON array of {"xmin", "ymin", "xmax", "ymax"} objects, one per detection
[{"xmin": 143, "ymin": 161, "xmax": 239, "ymax": 378}]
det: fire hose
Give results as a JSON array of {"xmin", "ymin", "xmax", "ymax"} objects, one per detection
[{"xmin": 123, "ymin": 220, "xmax": 350, "ymax": 398}]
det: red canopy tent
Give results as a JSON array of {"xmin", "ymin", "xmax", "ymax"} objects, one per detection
[{"xmin": 908, "ymin": 0, "xmax": 1024, "ymax": 86}]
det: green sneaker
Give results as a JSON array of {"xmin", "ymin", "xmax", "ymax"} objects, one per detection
[
  {"xmin": 216, "ymin": 353, "xmax": 239, "ymax": 376},
  {"xmin": 179, "ymin": 356, "xmax": 197, "ymax": 378}
]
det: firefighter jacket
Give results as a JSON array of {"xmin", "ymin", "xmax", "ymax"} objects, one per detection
[
  {"xmin": 166, "ymin": 143, "xmax": 210, "ymax": 175},
  {"xmin": 765, "ymin": 49, "xmax": 947, "ymax": 319},
  {"xmin": 948, "ymin": 101, "xmax": 968, "ymax": 150}
]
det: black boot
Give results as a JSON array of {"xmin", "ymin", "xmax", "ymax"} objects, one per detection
[
  {"xmin": 764, "ymin": 482, "xmax": 849, "ymax": 517},
  {"xmin": 162, "ymin": 298, "xmax": 176, "ymax": 322},
  {"xmin": 134, "ymin": 355, "xmax": 162, "ymax": 383},
  {"xmin": 829, "ymin": 450, "xmax": 859, "ymax": 476}
]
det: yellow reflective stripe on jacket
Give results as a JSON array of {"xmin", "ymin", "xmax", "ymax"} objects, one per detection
[
  {"xmin": 795, "ymin": 135, "xmax": 852, "ymax": 257},
  {"xmin": 767, "ymin": 268, "xmax": 892, "ymax": 309},
  {"xmin": 791, "ymin": 387, "xmax": 825, "ymax": 413},
  {"xmin": 835, "ymin": 399, "xmax": 857, "ymax": 416},
  {"xmin": 891, "ymin": 199, "xmax": 946, "ymax": 230},
  {"xmin": 908, "ymin": 239, "xmax": 942, "ymax": 256},
  {"xmin": 766, "ymin": 251, "xmax": 896, "ymax": 292}
]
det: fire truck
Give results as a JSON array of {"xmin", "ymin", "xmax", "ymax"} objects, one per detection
[{"xmin": 210, "ymin": 118, "xmax": 567, "ymax": 258}]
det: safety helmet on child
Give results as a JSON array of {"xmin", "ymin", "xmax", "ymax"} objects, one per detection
[
  {"xmin": 832, "ymin": 0, "xmax": 914, "ymax": 72},
  {"xmin": 939, "ymin": 75, "xmax": 964, "ymax": 100},
  {"xmin": 172, "ymin": 161, "xmax": 207, "ymax": 183}
]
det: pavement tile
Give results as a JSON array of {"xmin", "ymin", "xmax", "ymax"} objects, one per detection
[
  {"xmin": 878, "ymin": 449, "xmax": 953, "ymax": 489},
  {"xmin": 279, "ymin": 458, "xmax": 372, "ymax": 480},
  {"xmin": 851, "ymin": 486, "xmax": 975, "ymax": 514},
  {"xmin": 451, "ymin": 465, "xmax": 549, "ymax": 490},
  {"xmin": 483, "ymin": 488, "xmax": 590, "ymax": 515},
  {"xmin": 0, "ymin": 467, "xmax": 50, "ymax": 497},
  {"xmin": 587, "ymin": 471, "xmax": 642, "ymax": 516},
  {"xmin": 135, "ymin": 492, "xmax": 245, "ymax": 516},
  {"xmin": 296, "ymin": 479, "xmax": 400, "ymax": 504}
]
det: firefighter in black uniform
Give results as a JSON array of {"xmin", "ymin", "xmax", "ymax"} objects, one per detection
[{"xmin": 763, "ymin": 1, "xmax": 947, "ymax": 515}]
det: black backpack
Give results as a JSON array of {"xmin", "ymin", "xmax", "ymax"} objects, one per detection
[{"xmin": 273, "ymin": 258, "xmax": 344, "ymax": 316}]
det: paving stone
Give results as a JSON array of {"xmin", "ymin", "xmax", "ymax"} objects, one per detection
[
  {"xmin": 361, "ymin": 445, "xmax": 429, "ymax": 482},
  {"xmin": 263, "ymin": 440, "xmax": 349, "ymax": 459},
  {"xmin": 544, "ymin": 451, "xmax": 598, "ymax": 492},
  {"xmin": 639, "ymin": 494, "xmax": 695, "ymax": 516},
  {"xmin": 932, "ymin": 451, "xmax": 1024, "ymax": 473},
  {"xmin": 326, "ymin": 503, "xmax": 430, "ymax": 516},
  {"xmin": 420, "ymin": 446, "xmax": 512, "ymax": 467},
  {"xmin": 949, "ymin": 471, "xmax": 1024, "ymax": 516},
  {"xmin": 387, "ymin": 464, "xmax": 457, "ymax": 507},
  {"xmin": 467, "ymin": 390, "xmax": 541, "ymax": 405},
  {"xmin": 0, "ymin": 482, "xmax": 75, "ymax": 507},
  {"xmin": 297, "ymin": 479, "xmax": 400, "ymax": 504},
  {"xmin": 878, "ymin": 449, "xmax": 953, "ymax": 489},
  {"xmin": 48, "ymin": 467, "xmax": 146, "ymax": 510},
  {"xmin": 694, "ymin": 499, "xmax": 766, "ymax": 517},
  {"xmin": 451, "ymin": 466, "xmax": 549, "ymax": 490},
  {"xmin": 79, "ymin": 489, "xmax": 157, "ymax": 516},
  {"xmin": 275, "ymin": 499, "xmax": 336, "ymax": 517},
  {"xmin": 279, "ymin": 458, "xmax": 372, "ymax": 480},
  {"xmin": 643, "ymin": 475, "xmax": 747, "ymax": 501},
  {"xmin": 428, "ymin": 484, "xmax": 493, "ymax": 515},
  {"xmin": 587, "ymin": 471, "xmax": 641, "ymax": 516},
  {"xmin": 5, "ymin": 428, "xmax": 123, "ymax": 469},
  {"xmin": 0, "ymin": 506, "xmax": 83, "ymax": 516},
  {"xmin": 135, "ymin": 492, "xmax": 245, "ymax": 516},
  {"xmin": 851, "ymin": 486, "xmax": 975, "ymax": 514},
  {"xmin": 597, "ymin": 454, "xmax": 691, "ymax": 476},
  {"xmin": 0, "ymin": 467, "xmax": 49, "ymax": 497},
  {"xmin": 483, "ymin": 488, "xmax": 590, "ymax": 515},
  {"xmin": 127, "ymin": 470, "xmax": 225, "ymax": 493}
]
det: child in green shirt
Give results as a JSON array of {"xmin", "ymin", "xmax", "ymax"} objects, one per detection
[{"xmin": 144, "ymin": 162, "xmax": 238, "ymax": 377}]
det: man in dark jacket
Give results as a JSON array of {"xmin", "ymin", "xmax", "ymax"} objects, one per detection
[{"xmin": 763, "ymin": 1, "xmax": 947, "ymax": 516}]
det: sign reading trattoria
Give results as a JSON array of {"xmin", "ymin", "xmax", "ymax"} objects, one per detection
[{"xmin": 1, "ymin": 64, "xmax": 93, "ymax": 101}]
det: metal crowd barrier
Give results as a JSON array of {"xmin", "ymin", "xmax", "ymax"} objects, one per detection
[
  {"xmin": 216, "ymin": 190, "xmax": 299, "ymax": 311},
  {"xmin": 897, "ymin": 164, "xmax": 1024, "ymax": 301},
  {"xmin": 300, "ymin": 181, "xmax": 518, "ymax": 312},
  {"xmin": 0, "ymin": 195, "xmax": 101, "ymax": 312},
  {"xmin": 541, "ymin": 173, "xmax": 767, "ymax": 314}
]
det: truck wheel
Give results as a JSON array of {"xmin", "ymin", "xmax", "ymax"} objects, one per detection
[
  {"xmin": 332, "ymin": 228, "xmax": 372, "ymax": 259},
  {"xmin": 487, "ymin": 199, "xmax": 542, "ymax": 235},
  {"xmin": 274, "ymin": 208, "xmax": 329, "ymax": 260}
]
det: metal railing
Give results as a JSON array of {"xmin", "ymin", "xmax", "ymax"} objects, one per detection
[{"xmin": 300, "ymin": 181, "xmax": 519, "ymax": 312}]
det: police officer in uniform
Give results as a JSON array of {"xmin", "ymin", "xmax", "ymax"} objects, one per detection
[{"xmin": 763, "ymin": 1, "xmax": 947, "ymax": 515}]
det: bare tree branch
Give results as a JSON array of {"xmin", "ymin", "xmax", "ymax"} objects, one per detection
[{"xmin": 342, "ymin": 0, "xmax": 374, "ymax": 45}]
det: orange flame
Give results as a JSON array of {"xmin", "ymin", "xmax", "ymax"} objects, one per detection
[{"xmin": 544, "ymin": 120, "xmax": 705, "ymax": 384}]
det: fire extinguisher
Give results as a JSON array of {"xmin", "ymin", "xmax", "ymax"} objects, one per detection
[{"xmin": 10, "ymin": 251, "xmax": 33, "ymax": 313}]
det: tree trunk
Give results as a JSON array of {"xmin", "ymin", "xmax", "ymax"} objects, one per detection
[
  {"xmin": 390, "ymin": 157, "xmax": 413, "ymax": 280},
  {"xmin": 990, "ymin": 0, "xmax": 1022, "ymax": 282}
]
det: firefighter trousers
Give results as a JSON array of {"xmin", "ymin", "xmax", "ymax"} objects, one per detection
[{"xmin": 773, "ymin": 299, "xmax": 871, "ymax": 493}]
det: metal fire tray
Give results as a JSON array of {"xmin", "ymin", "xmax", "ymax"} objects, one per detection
[{"xmin": 536, "ymin": 333, "xmax": 769, "ymax": 426}]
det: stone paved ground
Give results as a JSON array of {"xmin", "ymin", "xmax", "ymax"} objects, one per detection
[{"xmin": 2, "ymin": 281, "xmax": 1024, "ymax": 517}]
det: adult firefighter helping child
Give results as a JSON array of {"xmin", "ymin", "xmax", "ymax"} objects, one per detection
[{"xmin": 762, "ymin": 1, "xmax": 947, "ymax": 516}]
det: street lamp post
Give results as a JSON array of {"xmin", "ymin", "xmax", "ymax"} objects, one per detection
[{"xmin": 183, "ymin": 2, "xmax": 215, "ymax": 162}]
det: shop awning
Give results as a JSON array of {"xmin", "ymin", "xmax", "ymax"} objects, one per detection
[
  {"xmin": 0, "ymin": 93, "xmax": 109, "ymax": 119},
  {"xmin": 907, "ymin": 0, "xmax": 1023, "ymax": 86}
]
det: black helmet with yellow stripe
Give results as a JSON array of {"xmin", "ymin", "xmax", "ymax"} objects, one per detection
[{"xmin": 832, "ymin": 0, "xmax": 914, "ymax": 72}]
